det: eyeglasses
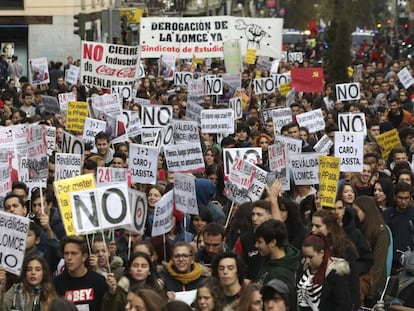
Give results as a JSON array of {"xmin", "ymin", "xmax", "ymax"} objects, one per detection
[{"xmin": 173, "ymin": 254, "xmax": 192, "ymax": 260}]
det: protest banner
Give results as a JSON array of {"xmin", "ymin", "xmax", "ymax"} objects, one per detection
[
  {"xmin": 268, "ymin": 142, "xmax": 290, "ymax": 190},
  {"xmin": 200, "ymin": 109, "xmax": 234, "ymax": 134},
  {"xmin": 141, "ymin": 105, "xmax": 172, "ymax": 128},
  {"xmin": 151, "ymin": 190, "xmax": 174, "ymax": 237},
  {"xmin": 338, "ymin": 113, "xmax": 367, "ymax": 136},
  {"xmin": 376, "ymin": 129, "xmax": 402, "ymax": 160},
  {"xmin": 96, "ymin": 167, "xmax": 131, "ymax": 188},
  {"xmin": 164, "ymin": 142, "xmax": 205, "ymax": 173},
  {"xmin": 336, "ymin": 82, "xmax": 360, "ymax": 101},
  {"xmin": 45, "ymin": 126, "xmax": 56, "ymax": 157},
  {"xmin": 128, "ymin": 189, "xmax": 148, "ymax": 234},
  {"xmin": 244, "ymin": 48, "xmax": 256, "ymax": 64},
  {"xmin": 274, "ymin": 134, "xmax": 302, "ymax": 155},
  {"xmin": 172, "ymin": 119, "xmax": 199, "ymax": 143},
  {"xmin": 81, "ymin": 41, "xmax": 139, "ymax": 88},
  {"xmin": 140, "ymin": 16, "xmax": 283, "ymax": 58},
  {"xmin": 223, "ymin": 39, "xmax": 242, "ymax": 74},
  {"xmin": 65, "ymin": 64, "xmax": 80, "ymax": 86},
  {"xmin": 334, "ymin": 132, "xmax": 364, "ymax": 172},
  {"xmin": 319, "ymin": 155, "xmax": 340, "ymax": 208},
  {"xmin": 122, "ymin": 110, "xmax": 142, "ymax": 137},
  {"xmin": 27, "ymin": 124, "xmax": 48, "ymax": 181},
  {"xmin": 61, "ymin": 131, "xmax": 84, "ymax": 155},
  {"xmin": 0, "ymin": 165, "xmax": 11, "ymax": 209},
  {"xmin": 58, "ymin": 92, "xmax": 76, "ymax": 112},
  {"xmin": 42, "ymin": 95, "xmax": 60, "ymax": 114},
  {"xmin": 0, "ymin": 211, "xmax": 29, "ymax": 275},
  {"xmin": 29, "ymin": 57, "xmax": 49, "ymax": 85},
  {"xmin": 398, "ymin": 67, "xmax": 414, "ymax": 89},
  {"xmin": 54, "ymin": 174, "xmax": 96, "ymax": 236},
  {"xmin": 313, "ymin": 134, "xmax": 333, "ymax": 154},
  {"xmin": 70, "ymin": 183, "xmax": 132, "ymax": 234},
  {"xmin": 289, "ymin": 153, "xmax": 322, "ymax": 185},
  {"xmin": 174, "ymin": 172, "xmax": 198, "ymax": 215},
  {"xmin": 296, "ymin": 108, "xmax": 325, "ymax": 133},
  {"xmin": 229, "ymin": 97, "xmax": 243, "ymax": 119},
  {"xmin": 66, "ymin": 101, "xmax": 88, "ymax": 132},
  {"xmin": 128, "ymin": 143, "xmax": 158, "ymax": 184},
  {"xmin": 54, "ymin": 153, "xmax": 82, "ymax": 181},
  {"xmin": 254, "ymin": 77, "xmax": 275, "ymax": 94},
  {"xmin": 222, "ymin": 147, "xmax": 262, "ymax": 176},
  {"xmin": 270, "ymin": 107, "xmax": 292, "ymax": 134},
  {"xmin": 82, "ymin": 117, "xmax": 107, "ymax": 145}
]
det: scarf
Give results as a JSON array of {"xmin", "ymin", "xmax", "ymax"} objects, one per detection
[
  {"xmin": 11, "ymin": 283, "xmax": 25, "ymax": 311},
  {"xmin": 166, "ymin": 261, "xmax": 203, "ymax": 285}
]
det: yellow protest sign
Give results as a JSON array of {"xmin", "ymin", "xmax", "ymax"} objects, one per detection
[
  {"xmin": 54, "ymin": 174, "xmax": 96, "ymax": 236},
  {"xmin": 66, "ymin": 101, "xmax": 88, "ymax": 132},
  {"xmin": 319, "ymin": 155, "xmax": 340, "ymax": 208},
  {"xmin": 279, "ymin": 82, "xmax": 292, "ymax": 96},
  {"xmin": 244, "ymin": 49, "xmax": 257, "ymax": 65},
  {"xmin": 376, "ymin": 129, "xmax": 401, "ymax": 160}
]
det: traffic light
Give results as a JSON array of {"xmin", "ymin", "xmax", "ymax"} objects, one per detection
[{"xmin": 73, "ymin": 13, "xmax": 86, "ymax": 39}]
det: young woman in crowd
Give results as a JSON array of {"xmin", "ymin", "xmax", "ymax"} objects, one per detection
[
  {"xmin": 235, "ymin": 283, "xmax": 263, "ymax": 311},
  {"xmin": 204, "ymin": 146, "xmax": 222, "ymax": 169},
  {"xmin": 124, "ymin": 286, "xmax": 164, "ymax": 311},
  {"xmin": 353, "ymin": 196, "xmax": 391, "ymax": 305},
  {"xmin": 193, "ymin": 277, "xmax": 225, "ymax": 311},
  {"xmin": 373, "ymin": 178, "xmax": 394, "ymax": 212},
  {"xmin": 254, "ymin": 133, "xmax": 272, "ymax": 172},
  {"xmin": 337, "ymin": 182, "xmax": 356, "ymax": 209},
  {"xmin": 145, "ymin": 184, "xmax": 165, "ymax": 237},
  {"xmin": 191, "ymin": 205, "xmax": 213, "ymax": 252},
  {"xmin": 102, "ymin": 252, "xmax": 166, "ymax": 310},
  {"xmin": 297, "ymin": 233, "xmax": 352, "ymax": 310},
  {"xmin": 1, "ymin": 255, "xmax": 57, "ymax": 311}
]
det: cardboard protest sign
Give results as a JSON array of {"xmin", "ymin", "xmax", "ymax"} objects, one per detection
[
  {"xmin": 128, "ymin": 144, "xmax": 158, "ymax": 185},
  {"xmin": 42, "ymin": 95, "xmax": 60, "ymax": 114},
  {"xmin": 218, "ymin": 73, "xmax": 241, "ymax": 103},
  {"xmin": 274, "ymin": 73, "xmax": 291, "ymax": 86},
  {"xmin": 174, "ymin": 172, "xmax": 198, "ymax": 215},
  {"xmin": 128, "ymin": 189, "xmax": 148, "ymax": 234},
  {"xmin": 81, "ymin": 41, "xmax": 139, "ymax": 88},
  {"xmin": 65, "ymin": 64, "xmax": 80, "ymax": 86},
  {"xmin": 313, "ymin": 134, "xmax": 333, "ymax": 154},
  {"xmin": 338, "ymin": 113, "xmax": 367, "ymax": 136},
  {"xmin": 336, "ymin": 82, "xmax": 360, "ymax": 101},
  {"xmin": 82, "ymin": 117, "xmax": 107, "ymax": 145},
  {"xmin": 45, "ymin": 126, "xmax": 56, "ymax": 157},
  {"xmin": 151, "ymin": 190, "xmax": 174, "ymax": 237},
  {"xmin": 17, "ymin": 156, "xmax": 46, "ymax": 194},
  {"xmin": 274, "ymin": 134, "xmax": 302, "ymax": 155},
  {"xmin": 376, "ymin": 129, "xmax": 401, "ymax": 160},
  {"xmin": 54, "ymin": 153, "xmax": 82, "ymax": 181},
  {"xmin": 319, "ymin": 155, "xmax": 340, "ymax": 208},
  {"xmin": 257, "ymin": 56, "xmax": 272, "ymax": 71},
  {"xmin": 334, "ymin": 132, "xmax": 364, "ymax": 172},
  {"xmin": 61, "ymin": 131, "xmax": 84, "ymax": 155},
  {"xmin": 140, "ymin": 17, "xmax": 283, "ymax": 58},
  {"xmin": 225, "ymin": 157, "xmax": 257, "ymax": 205},
  {"xmin": 158, "ymin": 54, "xmax": 175, "ymax": 80},
  {"xmin": 187, "ymin": 79, "xmax": 205, "ymax": 106},
  {"xmin": 54, "ymin": 174, "xmax": 96, "ymax": 236},
  {"xmin": 96, "ymin": 167, "xmax": 131, "ymax": 187},
  {"xmin": 122, "ymin": 110, "xmax": 142, "ymax": 137},
  {"xmin": 270, "ymin": 107, "xmax": 292, "ymax": 134},
  {"xmin": 222, "ymin": 147, "xmax": 262, "ymax": 176},
  {"xmin": 223, "ymin": 39, "xmax": 242, "ymax": 74},
  {"xmin": 58, "ymin": 92, "xmax": 76, "ymax": 112},
  {"xmin": 289, "ymin": 153, "xmax": 322, "ymax": 185},
  {"xmin": 88, "ymin": 93, "xmax": 122, "ymax": 119},
  {"xmin": 164, "ymin": 143, "xmax": 205, "ymax": 173},
  {"xmin": 0, "ymin": 211, "xmax": 30, "ymax": 275},
  {"xmin": 270, "ymin": 59, "xmax": 279, "ymax": 74},
  {"xmin": 279, "ymin": 82, "xmax": 291, "ymax": 97},
  {"xmin": 186, "ymin": 102, "xmax": 203, "ymax": 125},
  {"xmin": 268, "ymin": 142, "xmax": 290, "ymax": 190},
  {"xmin": 112, "ymin": 85, "xmax": 132, "ymax": 102},
  {"xmin": 288, "ymin": 52, "xmax": 303, "ymax": 63},
  {"xmin": 12, "ymin": 124, "xmax": 27, "ymax": 156},
  {"xmin": 0, "ymin": 165, "xmax": 11, "ymax": 209},
  {"xmin": 200, "ymin": 109, "xmax": 234, "ymax": 134},
  {"xmin": 172, "ymin": 119, "xmax": 199, "ymax": 143},
  {"xmin": 244, "ymin": 48, "xmax": 257, "ymax": 64},
  {"xmin": 66, "ymin": 101, "xmax": 88, "ymax": 132},
  {"xmin": 70, "ymin": 183, "xmax": 132, "ymax": 234},
  {"xmin": 205, "ymin": 77, "xmax": 223, "ymax": 96},
  {"xmin": 29, "ymin": 57, "xmax": 49, "ymax": 85},
  {"xmin": 174, "ymin": 71, "xmax": 193, "ymax": 86},
  {"xmin": 398, "ymin": 67, "xmax": 414, "ymax": 89},
  {"xmin": 296, "ymin": 108, "xmax": 325, "ymax": 133},
  {"xmin": 26, "ymin": 124, "xmax": 48, "ymax": 180},
  {"xmin": 248, "ymin": 165, "xmax": 268, "ymax": 203},
  {"xmin": 141, "ymin": 105, "xmax": 172, "ymax": 128},
  {"xmin": 254, "ymin": 77, "xmax": 275, "ymax": 94}
]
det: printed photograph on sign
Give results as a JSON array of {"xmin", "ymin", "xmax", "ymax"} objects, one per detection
[{"xmin": 29, "ymin": 57, "xmax": 50, "ymax": 85}]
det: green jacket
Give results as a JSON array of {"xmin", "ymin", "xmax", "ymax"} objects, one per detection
[{"xmin": 255, "ymin": 244, "xmax": 301, "ymax": 285}]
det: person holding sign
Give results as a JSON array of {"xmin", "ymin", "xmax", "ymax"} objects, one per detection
[{"xmin": 1, "ymin": 255, "xmax": 58, "ymax": 311}]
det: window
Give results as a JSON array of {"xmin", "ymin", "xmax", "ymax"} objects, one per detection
[{"xmin": 0, "ymin": 0, "xmax": 24, "ymax": 9}]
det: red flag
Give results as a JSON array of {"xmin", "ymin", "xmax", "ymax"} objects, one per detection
[
  {"xmin": 291, "ymin": 67, "xmax": 324, "ymax": 93},
  {"xmin": 309, "ymin": 19, "xmax": 318, "ymax": 37}
]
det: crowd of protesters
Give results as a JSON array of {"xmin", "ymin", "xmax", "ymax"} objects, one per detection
[{"xmin": 1, "ymin": 31, "xmax": 414, "ymax": 311}]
